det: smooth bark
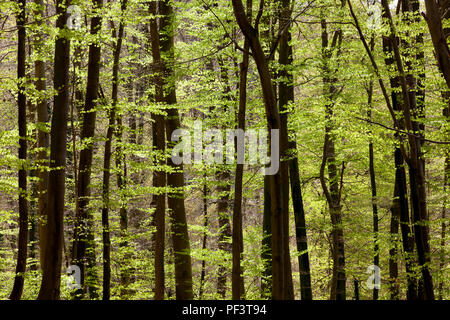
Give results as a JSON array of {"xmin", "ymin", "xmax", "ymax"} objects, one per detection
[
  {"xmin": 71, "ymin": 0, "xmax": 103, "ymax": 299},
  {"xmin": 149, "ymin": 0, "xmax": 167, "ymax": 300},
  {"xmin": 100, "ymin": 0, "xmax": 128, "ymax": 300},
  {"xmin": 319, "ymin": 14, "xmax": 346, "ymax": 300},
  {"xmin": 37, "ymin": 0, "xmax": 71, "ymax": 299},
  {"xmin": 160, "ymin": 0, "xmax": 193, "ymax": 299},
  {"xmin": 232, "ymin": 0, "xmax": 251, "ymax": 300},
  {"xmin": 279, "ymin": 0, "xmax": 312, "ymax": 300},
  {"xmin": 231, "ymin": 0, "xmax": 290, "ymax": 300},
  {"xmin": 10, "ymin": 0, "xmax": 28, "ymax": 300}
]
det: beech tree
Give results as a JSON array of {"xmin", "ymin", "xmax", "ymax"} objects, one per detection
[
  {"xmin": 37, "ymin": 0, "xmax": 71, "ymax": 300},
  {"xmin": 0, "ymin": 0, "xmax": 447, "ymax": 301}
]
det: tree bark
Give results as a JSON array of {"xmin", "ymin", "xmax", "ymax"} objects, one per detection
[
  {"xmin": 231, "ymin": 0, "xmax": 289, "ymax": 300},
  {"xmin": 160, "ymin": 0, "xmax": 193, "ymax": 300},
  {"xmin": 232, "ymin": 0, "xmax": 251, "ymax": 300},
  {"xmin": 389, "ymin": 183, "xmax": 400, "ymax": 299},
  {"xmin": 217, "ymin": 171, "xmax": 231, "ymax": 298},
  {"xmin": 31, "ymin": 0, "xmax": 49, "ymax": 272},
  {"xmin": 402, "ymin": 0, "xmax": 427, "ymax": 299},
  {"xmin": 261, "ymin": 175, "xmax": 272, "ymax": 299},
  {"xmin": 424, "ymin": 0, "xmax": 450, "ymax": 89},
  {"xmin": 366, "ymin": 61, "xmax": 379, "ymax": 300},
  {"xmin": 381, "ymin": 0, "xmax": 435, "ymax": 299},
  {"xmin": 100, "ymin": 0, "xmax": 128, "ymax": 300},
  {"xmin": 10, "ymin": 0, "xmax": 29, "ymax": 300},
  {"xmin": 279, "ymin": 0, "xmax": 312, "ymax": 300},
  {"xmin": 319, "ymin": 15, "xmax": 346, "ymax": 300},
  {"xmin": 381, "ymin": 21, "xmax": 418, "ymax": 300},
  {"xmin": 37, "ymin": 0, "xmax": 71, "ymax": 299},
  {"xmin": 199, "ymin": 178, "xmax": 208, "ymax": 299},
  {"xmin": 72, "ymin": 0, "xmax": 103, "ymax": 299},
  {"xmin": 149, "ymin": 0, "xmax": 167, "ymax": 300}
]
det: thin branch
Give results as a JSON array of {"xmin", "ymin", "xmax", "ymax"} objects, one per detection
[
  {"xmin": 355, "ymin": 117, "xmax": 450, "ymax": 145},
  {"xmin": 254, "ymin": 0, "xmax": 264, "ymax": 30},
  {"xmin": 173, "ymin": 40, "xmax": 234, "ymax": 66},
  {"xmin": 347, "ymin": 0, "xmax": 399, "ymax": 129},
  {"xmin": 199, "ymin": 0, "xmax": 252, "ymax": 56}
]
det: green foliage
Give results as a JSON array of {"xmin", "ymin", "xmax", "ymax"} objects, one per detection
[{"xmin": 0, "ymin": 0, "xmax": 448, "ymax": 300}]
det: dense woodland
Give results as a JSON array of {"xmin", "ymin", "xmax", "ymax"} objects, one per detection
[{"xmin": 0, "ymin": 0, "xmax": 448, "ymax": 300}]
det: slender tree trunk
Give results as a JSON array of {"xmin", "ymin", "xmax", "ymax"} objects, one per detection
[
  {"xmin": 31, "ymin": 0, "xmax": 49, "ymax": 272},
  {"xmin": 439, "ymin": 153, "xmax": 448, "ymax": 300},
  {"xmin": 216, "ymin": 171, "xmax": 232, "ymax": 298},
  {"xmin": 389, "ymin": 183, "xmax": 400, "ymax": 299},
  {"xmin": 369, "ymin": 143, "xmax": 379, "ymax": 300},
  {"xmin": 72, "ymin": 0, "xmax": 103, "ymax": 299},
  {"xmin": 215, "ymin": 58, "xmax": 233, "ymax": 299},
  {"xmin": 381, "ymin": 0, "xmax": 435, "ymax": 299},
  {"xmin": 319, "ymin": 16, "xmax": 346, "ymax": 300},
  {"xmin": 279, "ymin": 0, "xmax": 312, "ymax": 300},
  {"xmin": 149, "ymin": 0, "xmax": 167, "ymax": 300},
  {"xmin": 199, "ymin": 179, "xmax": 208, "ymax": 299},
  {"xmin": 403, "ymin": 0, "xmax": 428, "ymax": 299},
  {"xmin": 10, "ymin": 0, "xmax": 28, "ymax": 300},
  {"xmin": 353, "ymin": 279, "xmax": 359, "ymax": 300},
  {"xmin": 436, "ymin": 1, "xmax": 449, "ymax": 299},
  {"xmin": 160, "ymin": 0, "xmax": 193, "ymax": 299},
  {"xmin": 261, "ymin": 175, "xmax": 272, "ymax": 299},
  {"xmin": 424, "ymin": 0, "xmax": 450, "ymax": 89},
  {"xmin": 277, "ymin": 0, "xmax": 295, "ymax": 300},
  {"xmin": 438, "ymin": 86, "xmax": 449, "ymax": 299},
  {"xmin": 231, "ymin": 0, "xmax": 289, "ymax": 300},
  {"xmin": 366, "ymin": 62, "xmax": 379, "ymax": 300},
  {"xmin": 29, "ymin": 180, "xmax": 37, "ymax": 272},
  {"xmin": 37, "ymin": 0, "xmax": 70, "ymax": 299},
  {"xmin": 26, "ymin": 41, "xmax": 37, "ymax": 272},
  {"xmin": 232, "ymin": 0, "xmax": 251, "ymax": 300},
  {"xmin": 100, "ymin": 0, "xmax": 128, "ymax": 300},
  {"xmin": 381, "ymin": 23, "xmax": 418, "ymax": 301},
  {"xmin": 117, "ymin": 97, "xmax": 130, "ymax": 299}
]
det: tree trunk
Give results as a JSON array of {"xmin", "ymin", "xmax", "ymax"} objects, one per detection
[
  {"xmin": 319, "ymin": 16, "xmax": 346, "ymax": 300},
  {"xmin": 72, "ymin": 0, "xmax": 103, "ymax": 299},
  {"xmin": 366, "ymin": 64, "xmax": 379, "ymax": 300},
  {"xmin": 10, "ymin": 0, "xmax": 28, "ymax": 300},
  {"xmin": 160, "ymin": 0, "xmax": 193, "ymax": 300},
  {"xmin": 381, "ymin": 23, "xmax": 418, "ymax": 300},
  {"xmin": 231, "ymin": 0, "xmax": 289, "ymax": 300},
  {"xmin": 261, "ymin": 175, "xmax": 272, "ymax": 299},
  {"xmin": 232, "ymin": 0, "xmax": 251, "ymax": 300},
  {"xmin": 37, "ymin": 0, "xmax": 71, "ymax": 299},
  {"xmin": 100, "ymin": 0, "xmax": 128, "ymax": 300},
  {"xmin": 369, "ymin": 141, "xmax": 379, "ymax": 300},
  {"xmin": 389, "ymin": 183, "xmax": 400, "ymax": 299},
  {"xmin": 199, "ymin": 178, "xmax": 208, "ymax": 299},
  {"xmin": 353, "ymin": 279, "xmax": 359, "ymax": 300},
  {"xmin": 424, "ymin": 0, "xmax": 450, "ymax": 89},
  {"xmin": 439, "ymin": 153, "xmax": 448, "ymax": 300},
  {"xmin": 149, "ymin": 0, "xmax": 167, "ymax": 300},
  {"xmin": 279, "ymin": 0, "xmax": 312, "ymax": 300},
  {"xmin": 217, "ymin": 171, "xmax": 231, "ymax": 298},
  {"xmin": 402, "ymin": 0, "xmax": 428, "ymax": 299},
  {"xmin": 31, "ymin": 0, "xmax": 49, "ymax": 272},
  {"xmin": 117, "ymin": 101, "xmax": 130, "ymax": 299},
  {"xmin": 381, "ymin": 0, "xmax": 435, "ymax": 299}
]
